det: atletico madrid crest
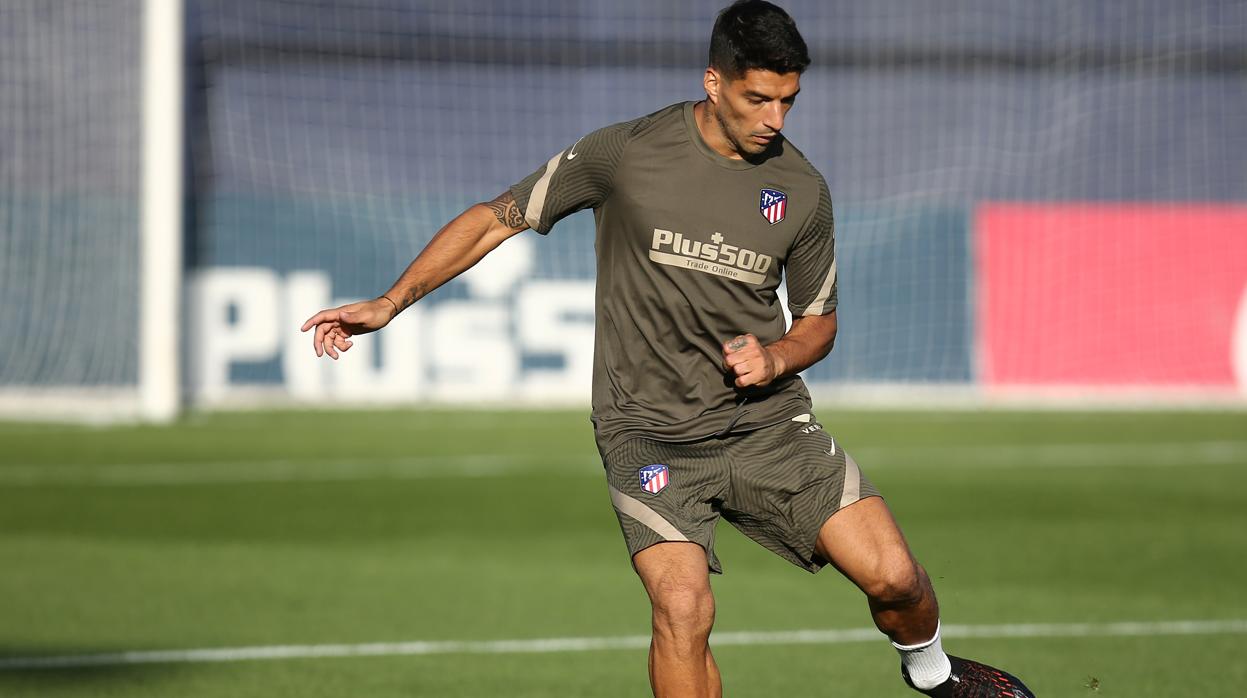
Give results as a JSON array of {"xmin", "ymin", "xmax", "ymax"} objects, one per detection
[
  {"xmin": 638, "ymin": 464, "xmax": 669, "ymax": 495},
  {"xmin": 759, "ymin": 188, "xmax": 787, "ymax": 224}
]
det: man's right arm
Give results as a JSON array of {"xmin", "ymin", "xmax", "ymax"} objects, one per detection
[
  {"xmin": 299, "ymin": 190, "xmax": 529, "ymax": 359},
  {"xmin": 301, "ymin": 114, "xmax": 637, "ymax": 358},
  {"xmin": 383, "ymin": 190, "xmax": 529, "ymax": 313}
]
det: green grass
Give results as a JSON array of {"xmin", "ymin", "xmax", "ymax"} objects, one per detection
[{"xmin": 1, "ymin": 409, "xmax": 1245, "ymax": 696}]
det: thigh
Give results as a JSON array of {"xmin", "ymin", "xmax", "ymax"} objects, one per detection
[
  {"xmin": 603, "ymin": 438, "xmax": 731, "ymax": 574},
  {"xmin": 722, "ymin": 414, "xmax": 882, "ymax": 573},
  {"xmin": 633, "ymin": 541, "xmax": 716, "ymax": 607},
  {"xmin": 813, "ymin": 495, "xmax": 919, "ymax": 595}
]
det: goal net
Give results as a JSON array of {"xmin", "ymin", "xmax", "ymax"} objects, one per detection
[{"xmin": 0, "ymin": 1, "xmax": 147, "ymax": 420}]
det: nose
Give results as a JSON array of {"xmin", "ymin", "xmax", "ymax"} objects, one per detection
[{"xmin": 764, "ymin": 101, "xmax": 785, "ymax": 133}]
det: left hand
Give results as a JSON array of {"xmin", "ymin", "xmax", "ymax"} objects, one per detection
[{"xmin": 722, "ymin": 334, "xmax": 784, "ymax": 388}]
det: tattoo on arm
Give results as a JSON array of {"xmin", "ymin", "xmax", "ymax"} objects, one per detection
[
  {"xmin": 485, "ymin": 191, "xmax": 526, "ymax": 231},
  {"xmin": 401, "ymin": 281, "xmax": 428, "ymax": 309}
]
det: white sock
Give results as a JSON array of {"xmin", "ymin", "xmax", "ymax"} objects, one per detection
[{"xmin": 893, "ymin": 621, "xmax": 952, "ymax": 690}]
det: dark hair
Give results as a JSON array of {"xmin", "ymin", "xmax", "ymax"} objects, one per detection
[{"xmin": 708, "ymin": 1, "xmax": 810, "ymax": 79}]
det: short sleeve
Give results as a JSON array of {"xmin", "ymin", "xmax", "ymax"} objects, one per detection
[
  {"xmin": 509, "ymin": 119, "xmax": 637, "ymax": 234},
  {"xmin": 784, "ymin": 176, "xmax": 837, "ymax": 317}
]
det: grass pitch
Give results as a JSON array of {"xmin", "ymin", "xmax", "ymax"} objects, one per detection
[{"xmin": 0, "ymin": 408, "xmax": 1245, "ymax": 696}]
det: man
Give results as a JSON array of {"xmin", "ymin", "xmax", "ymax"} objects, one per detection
[{"xmin": 301, "ymin": 2, "xmax": 1035, "ymax": 696}]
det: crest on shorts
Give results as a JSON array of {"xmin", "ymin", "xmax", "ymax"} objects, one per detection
[
  {"xmin": 638, "ymin": 464, "xmax": 669, "ymax": 495},
  {"xmin": 759, "ymin": 188, "xmax": 787, "ymax": 224}
]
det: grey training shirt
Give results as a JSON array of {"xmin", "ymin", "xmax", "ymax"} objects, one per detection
[{"xmin": 511, "ymin": 102, "xmax": 837, "ymax": 454}]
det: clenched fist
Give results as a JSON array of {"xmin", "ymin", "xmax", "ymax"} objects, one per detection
[{"xmin": 722, "ymin": 333, "xmax": 784, "ymax": 388}]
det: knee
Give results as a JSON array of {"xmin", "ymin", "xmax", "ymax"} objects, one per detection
[
  {"xmin": 650, "ymin": 583, "xmax": 715, "ymax": 646},
  {"xmin": 861, "ymin": 558, "xmax": 928, "ymax": 608}
]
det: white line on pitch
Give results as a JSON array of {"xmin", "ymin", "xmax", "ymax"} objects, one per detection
[
  {"xmin": 0, "ymin": 455, "xmax": 597, "ymax": 486},
  {"xmin": 865, "ymin": 440, "xmax": 1247, "ymax": 469},
  {"xmin": 1, "ymin": 440, "xmax": 1245, "ymax": 487},
  {"xmin": 1, "ymin": 619, "xmax": 1245, "ymax": 671}
]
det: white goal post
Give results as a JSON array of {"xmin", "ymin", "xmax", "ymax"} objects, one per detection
[{"xmin": 139, "ymin": 0, "xmax": 185, "ymax": 423}]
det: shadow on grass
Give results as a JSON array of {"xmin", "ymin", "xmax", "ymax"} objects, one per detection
[{"xmin": 0, "ymin": 647, "xmax": 183, "ymax": 696}]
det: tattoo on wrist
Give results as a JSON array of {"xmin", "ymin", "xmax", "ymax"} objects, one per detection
[
  {"xmin": 485, "ymin": 191, "xmax": 526, "ymax": 230},
  {"xmin": 401, "ymin": 282, "xmax": 428, "ymax": 308}
]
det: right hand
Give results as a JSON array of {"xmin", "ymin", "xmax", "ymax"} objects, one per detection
[{"xmin": 300, "ymin": 297, "xmax": 398, "ymax": 359}]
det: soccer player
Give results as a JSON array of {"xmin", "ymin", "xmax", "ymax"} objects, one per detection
[{"xmin": 301, "ymin": 2, "xmax": 1035, "ymax": 696}]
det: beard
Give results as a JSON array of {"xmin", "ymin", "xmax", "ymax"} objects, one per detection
[
  {"xmin": 711, "ymin": 105, "xmax": 775, "ymax": 157},
  {"xmin": 711, "ymin": 107, "xmax": 760, "ymax": 156}
]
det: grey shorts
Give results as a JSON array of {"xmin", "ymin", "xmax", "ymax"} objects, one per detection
[{"xmin": 602, "ymin": 413, "xmax": 880, "ymax": 574}]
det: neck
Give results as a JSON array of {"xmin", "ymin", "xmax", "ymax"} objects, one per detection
[{"xmin": 693, "ymin": 100, "xmax": 744, "ymax": 160}]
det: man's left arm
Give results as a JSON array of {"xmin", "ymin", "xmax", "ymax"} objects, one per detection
[
  {"xmin": 722, "ymin": 312, "xmax": 836, "ymax": 388},
  {"xmin": 725, "ymin": 172, "xmax": 838, "ymax": 388}
]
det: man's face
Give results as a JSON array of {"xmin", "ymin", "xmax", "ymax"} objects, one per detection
[{"xmin": 706, "ymin": 68, "xmax": 801, "ymax": 157}]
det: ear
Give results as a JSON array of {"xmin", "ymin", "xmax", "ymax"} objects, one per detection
[{"xmin": 703, "ymin": 67, "xmax": 722, "ymax": 104}]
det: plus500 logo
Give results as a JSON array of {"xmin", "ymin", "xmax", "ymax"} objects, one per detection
[{"xmin": 651, "ymin": 228, "xmax": 773, "ymax": 274}]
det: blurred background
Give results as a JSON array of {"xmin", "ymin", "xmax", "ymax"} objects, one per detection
[
  {"xmin": 3, "ymin": 0, "xmax": 1245, "ymax": 420},
  {"xmin": 2, "ymin": 3, "xmax": 1247, "ymax": 697}
]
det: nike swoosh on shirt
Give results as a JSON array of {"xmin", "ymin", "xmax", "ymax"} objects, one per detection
[{"xmin": 566, "ymin": 137, "xmax": 585, "ymax": 160}]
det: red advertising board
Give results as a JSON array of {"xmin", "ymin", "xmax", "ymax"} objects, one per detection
[{"xmin": 977, "ymin": 204, "xmax": 1247, "ymax": 390}]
